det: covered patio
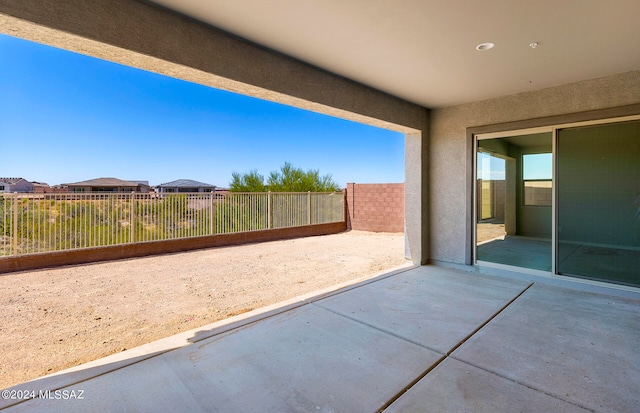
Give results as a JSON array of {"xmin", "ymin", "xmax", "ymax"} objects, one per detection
[
  {"xmin": 1, "ymin": 1, "xmax": 639, "ymax": 411},
  {"xmin": 2, "ymin": 265, "xmax": 638, "ymax": 412}
]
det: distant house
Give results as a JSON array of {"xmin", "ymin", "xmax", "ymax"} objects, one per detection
[
  {"xmin": 31, "ymin": 181, "xmax": 52, "ymax": 193},
  {"xmin": 156, "ymin": 179, "xmax": 216, "ymax": 193},
  {"xmin": 64, "ymin": 178, "xmax": 150, "ymax": 193},
  {"xmin": 129, "ymin": 180, "xmax": 151, "ymax": 192},
  {"xmin": 49, "ymin": 184, "xmax": 69, "ymax": 193},
  {"xmin": 0, "ymin": 177, "xmax": 34, "ymax": 193}
]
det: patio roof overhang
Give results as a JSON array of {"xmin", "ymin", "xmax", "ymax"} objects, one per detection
[{"xmin": 149, "ymin": 0, "xmax": 640, "ymax": 109}]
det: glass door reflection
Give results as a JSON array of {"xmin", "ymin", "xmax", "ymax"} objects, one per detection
[
  {"xmin": 556, "ymin": 120, "xmax": 640, "ymax": 286},
  {"xmin": 476, "ymin": 133, "xmax": 553, "ymax": 271}
]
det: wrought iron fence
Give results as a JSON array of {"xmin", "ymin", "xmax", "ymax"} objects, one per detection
[{"xmin": 0, "ymin": 191, "xmax": 344, "ymax": 256}]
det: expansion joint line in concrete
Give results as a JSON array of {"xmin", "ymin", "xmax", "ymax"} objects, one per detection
[
  {"xmin": 376, "ymin": 282, "xmax": 535, "ymax": 413},
  {"xmin": 446, "ymin": 282, "xmax": 534, "ymax": 356},
  {"xmin": 311, "ymin": 302, "xmax": 438, "ymax": 351}
]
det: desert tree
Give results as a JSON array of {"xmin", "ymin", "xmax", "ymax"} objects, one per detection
[{"xmin": 230, "ymin": 162, "xmax": 340, "ymax": 192}]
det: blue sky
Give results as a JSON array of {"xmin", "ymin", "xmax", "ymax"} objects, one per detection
[
  {"xmin": 523, "ymin": 153, "xmax": 552, "ymax": 180},
  {"xmin": 0, "ymin": 34, "xmax": 404, "ymax": 188},
  {"xmin": 479, "ymin": 152, "xmax": 552, "ymax": 181}
]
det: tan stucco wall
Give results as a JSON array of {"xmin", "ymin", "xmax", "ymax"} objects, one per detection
[
  {"xmin": 0, "ymin": 0, "xmax": 430, "ymax": 263},
  {"xmin": 429, "ymin": 70, "xmax": 640, "ymax": 265}
]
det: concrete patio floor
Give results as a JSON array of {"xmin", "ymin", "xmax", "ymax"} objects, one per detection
[{"xmin": 2, "ymin": 265, "xmax": 639, "ymax": 412}]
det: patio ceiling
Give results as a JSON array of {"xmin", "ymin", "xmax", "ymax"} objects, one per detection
[{"xmin": 148, "ymin": 0, "xmax": 640, "ymax": 109}]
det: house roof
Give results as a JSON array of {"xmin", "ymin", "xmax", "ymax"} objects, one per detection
[
  {"xmin": 0, "ymin": 177, "xmax": 27, "ymax": 185},
  {"xmin": 65, "ymin": 178, "xmax": 142, "ymax": 187},
  {"xmin": 130, "ymin": 180, "xmax": 150, "ymax": 187},
  {"xmin": 150, "ymin": 0, "xmax": 640, "ymax": 108},
  {"xmin": 157, "ymin": 179, "xmax": 216, "ymax": 188}
]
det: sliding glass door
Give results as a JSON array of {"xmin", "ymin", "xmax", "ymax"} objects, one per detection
[
  {"xmin": 475, "ymin": 117, "xmax": 640, "ymax": 287},
  {"xmin": 476, "ymin": 132, "xmax": 552, "ymax": 272},
  {"xmin": 556, "ymin": 120, "xmax": 640, "ymax": 286}
]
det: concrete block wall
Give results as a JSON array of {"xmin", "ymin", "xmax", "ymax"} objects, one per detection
[{"xmin": 346, "ymin": 183, "xmax": 404, "ymax": 233}]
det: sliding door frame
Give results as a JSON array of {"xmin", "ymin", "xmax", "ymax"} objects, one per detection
[
  {"xmin": 473, "ymin": 126, "xmax": 555, "ymax": 276},
  {"xmin": 467, "ymin": 104, "xmax": 640, "ymax": 288}
]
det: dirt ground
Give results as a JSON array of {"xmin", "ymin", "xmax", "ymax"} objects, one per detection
[
  {"xmin": 0, "ymin": 231, "xmax": 407, "ymax": 389},
  {"xmin": 477, "ymin": 222, "xmax": 506, "ymax": 243}
]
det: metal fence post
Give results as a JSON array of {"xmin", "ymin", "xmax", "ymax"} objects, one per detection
[
  {"xmin": 210, "ymin": 192, "xmax": 214, "ymax": 235},
  {"xmin": 343, "ymin": 189, "xmax": 347, "ymax": 223},
  {"xmin": 308, "ymin": 191, "xmax": 312, "ymax": 225},
  {"xmin": 12, "ymin": 192, "xmax": 18, "ymax": 256},
  {"xmin": 268, "ymin": 191, "xmax": 272, "ymax": 229},
  {"xmin": 130, "ymin": 191, "xmax": 135, "ymax": 244}
]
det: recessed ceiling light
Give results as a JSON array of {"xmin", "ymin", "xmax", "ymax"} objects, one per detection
[
  {"xmin": 529, "ymin": 42, "xmax": 540, "ymax": 49},
  {"xmin": 476, "ymin": 42, "xmax": 495, "ymax": 51}
]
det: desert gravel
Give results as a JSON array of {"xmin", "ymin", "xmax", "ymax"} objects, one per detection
[{"xmin": 0, "ymin": 230, "xmax": 407, "ymax": 389}]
